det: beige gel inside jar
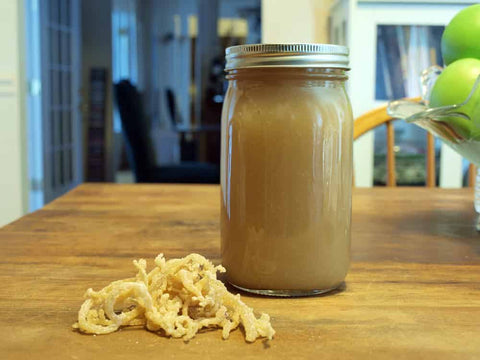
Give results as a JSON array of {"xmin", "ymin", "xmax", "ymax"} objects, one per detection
[{"xmin": 220, "ymin": 44, "xmax": 352, "ymax": 296}]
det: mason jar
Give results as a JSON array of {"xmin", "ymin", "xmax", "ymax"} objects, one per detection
[{"xmin": 220, "ymin": 44, "xmax": 353, "ymax": 296}]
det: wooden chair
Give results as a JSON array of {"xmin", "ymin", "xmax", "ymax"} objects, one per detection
[{"xmin": 354, "ymin": 102, "xmax": 477, "ymax": 187}]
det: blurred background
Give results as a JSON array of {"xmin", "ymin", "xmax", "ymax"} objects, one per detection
[{"xmin": 1, "ymin": 0, "xmax": 477, "ymax": 226}]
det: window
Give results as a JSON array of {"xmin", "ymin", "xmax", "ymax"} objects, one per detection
[
  {"xmin": 374, "ymin": 25, "xmax": 444, "ymax": 185},
  {"xmin": 112, "ymin": 0, "xmax": 138, "ymax": 133}
]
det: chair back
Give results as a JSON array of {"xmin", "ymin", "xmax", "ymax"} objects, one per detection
[
  {"xmin": 354, "ymin": 103, "xmax": 476, "ymax": 187},
  {"xmin": 114, "ymin": 80, "xmax": 156, "ymax": 181},
  {"xmin": 166, "ymin": 88, "xmax": 181, "ymax": 128}
]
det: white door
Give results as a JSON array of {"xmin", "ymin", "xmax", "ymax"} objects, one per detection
[
  {"xmin": 26, "ymin": 0, "xmax": 82, "ymax": 208},
  {"xmin": 0, "ymin": 1, "xmax": 28, "ymax": 226}
]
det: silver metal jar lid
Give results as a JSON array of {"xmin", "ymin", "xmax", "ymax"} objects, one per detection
[{"xmin": 225, "ymin": 43, "xmax": 349, "ymax": 70}]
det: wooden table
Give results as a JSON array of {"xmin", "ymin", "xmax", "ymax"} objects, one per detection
[{"xmin": 1, "ymin": 184, "xmax": 479, "ymax": 359}]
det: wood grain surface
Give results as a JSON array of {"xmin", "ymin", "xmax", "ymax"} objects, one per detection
[{"xmin": 1, "ymin": 184, "xmax": 479, "ymax": 359}]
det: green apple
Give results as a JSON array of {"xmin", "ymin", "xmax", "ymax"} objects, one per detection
[
  {"xmin": 442, "ymin": 4, "xmax": 480, "ymax": 65},
  {"xmin": 430, "ymin": 58, "xmax": 480, "ymax": 140}
]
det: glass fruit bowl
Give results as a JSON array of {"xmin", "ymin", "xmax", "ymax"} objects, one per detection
[{"xmin": 387, "ymin": 66, "xmax": 480, "ymax": 230}]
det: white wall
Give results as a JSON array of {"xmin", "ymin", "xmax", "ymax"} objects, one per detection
[
  {"xmin": 262, "ymin": 0, "xmax": 334, "ymax": 43},
  {"xmin": 0, "ymin": 0, "xmax": 28, "ymax": 227}
]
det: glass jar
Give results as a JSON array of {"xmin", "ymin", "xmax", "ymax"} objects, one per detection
[{"xmin": 220, "ymin": 44, "xmax": 352, "ymax": 296}]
